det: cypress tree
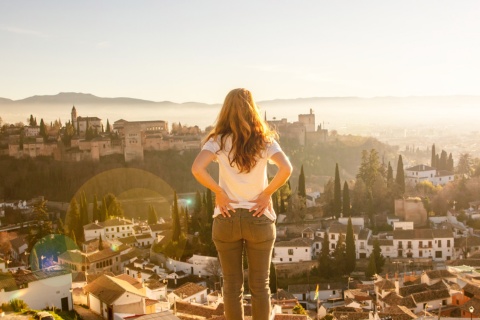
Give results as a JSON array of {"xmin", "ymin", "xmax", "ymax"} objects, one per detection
[
  {"xmin": 81, "ymin": 191, "xmax": 89, "ymax": 226},
  {"xmin": 298, "ymin": 164, "xmax": 306, "ymax": 198},
  {"xmin": 39, "ymin": 118, "xmax": 47, "ymax": 141},
  {"xmin": 100, "ymin": 197, "xmax": 108, "ymax": 222},
  {"xmin": 343, "ymin": 181, "xmax": 350, "ymax": 217},
  {"xmin": 68, "ymin": 198, "xmax": 80, "ymax": 237},
  {"xmin": 373, "ymin": 240, "xmax": 386, "ymax": 274},
  {"xmin": 448, "ymin": 153, "xmax": 454, "ymax": 172},
  {"xmin": 30, "ymin": 248, "xmax": 40, "ymax": 271},
  {"xmin": 395, "ymin": 155, "xmax": 405, "ymax": 197},
  {"xmin": 71, "ymin": 230, "xmax": 77, "ymax": 246},
  {"xmin": 269, "ymin": 262, "xmax": 277, "ymax": 294},
  {"xmin": 92, "ymin": 194, "xmax": 100, "ymax": 222},
  {"xmin": 318, "ymin": 232, "xmax": 332, "ymax": 279},
  {"xmin": 333, "ymin": 233, "xmax": 346, "ymax": 277},
  {"xmin": 333, "ymin": 163, "xmax": 342, "ymax": 218},
  {"xmin": 172, "ymin": 191, "xmax": 181, "ymax": 242},
  {"xmin": 386, "ymin": 162, "xmax": 394, "ymax": 189},
  {"xmin": 29, "ymin": 114, "xmax": 35, "ymax": 126},
  {"xmin": 183, "ymin": 206, "xmax": 190, "ymax": 234},
  {"xmin": 280, "ymin": 189, "xmax": 286, "ymax": 213},
  {"xmin": 206, "ymin": 189, "xmax": 214, "ymax": 223},
  {"xmin": 431, "ymin": 143, "xmax": 436, "ymax": 168},
  {"xmin": 194, "ymin": 191, "xmax": 202, "ymax": 216},
  {"xmin": 98, "ymin": 234, "xmax": 104, "ymax": 250},
  {"xmin": 440, "ymin": 150, "xmax": 448, "ymax": 170},
  {"xmin": 148, "ymin": 205, "xmax": 158, "ymax": 225},
  {"xmin": 365, "ymin": 252, "xmax": 377, "ymax": 278},
  {"xmin": 345, "ymin": 217, "xmax": 356, "ymax": 274},
  {"xmin": 106, "ymin": 119, "xmax": 111, "ymax": 133}
]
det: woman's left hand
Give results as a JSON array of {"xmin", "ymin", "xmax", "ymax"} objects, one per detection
[{"xmin": 250, "ymin": 191, "xmax": 272, "ymax": 217}]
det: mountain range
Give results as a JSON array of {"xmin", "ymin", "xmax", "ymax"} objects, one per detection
[{"xmin": 1, "ymin": 92, "xmax": 479, "ymax": 131}]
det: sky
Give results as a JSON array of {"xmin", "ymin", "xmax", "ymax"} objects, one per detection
[{"xmin": 1, "ymin": 0, "xmax": 479, "ymax": 103}]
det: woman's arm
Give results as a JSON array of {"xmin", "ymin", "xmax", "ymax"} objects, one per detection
[
  {"xmin": 250, "ymin": 151, "xmax": 293, "ymax": 216},
  {"xmin": 191, "ymin": 150, "xmax": 237, "ymax": 217}
]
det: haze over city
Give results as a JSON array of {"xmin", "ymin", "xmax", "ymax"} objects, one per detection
[{"xmin": 1, "ymin": 1, "xmax": 479, "ymax": 104}]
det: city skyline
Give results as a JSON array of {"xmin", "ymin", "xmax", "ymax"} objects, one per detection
[{"xmin": 1, "ymin": 1, "xmax": 479, "ymax": 103}]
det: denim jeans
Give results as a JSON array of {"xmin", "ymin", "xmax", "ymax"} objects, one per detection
[{"xmin": 212, "ymin": 208, "xmax": 276, "ymax": 320}]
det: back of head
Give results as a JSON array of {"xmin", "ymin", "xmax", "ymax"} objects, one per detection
[{"xmin": 205, "ymin": 88, "xmax": 276, "ymax": 173}]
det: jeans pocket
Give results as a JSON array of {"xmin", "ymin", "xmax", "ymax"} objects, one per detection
[
  {"xmin": 212, "ymin": 216, "xmax": 234, "ymax": 242},
  {"xmin": 248, "ymin": 216, "xmax": 276, "ymax": 242}
]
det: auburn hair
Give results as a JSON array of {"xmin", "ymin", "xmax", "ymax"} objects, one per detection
[{"xmin": 203, "ymin": 88, "xmax": 277, "ymax": 173}]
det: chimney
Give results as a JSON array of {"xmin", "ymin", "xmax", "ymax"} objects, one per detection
[{"xmin": 394, "ymin": 279, "xmax": 400, "ymax": 294}]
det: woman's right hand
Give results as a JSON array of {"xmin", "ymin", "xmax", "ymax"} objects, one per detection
[{"xmin": 215, "ymin": 189, "xmax": 238, "ymax": 217}]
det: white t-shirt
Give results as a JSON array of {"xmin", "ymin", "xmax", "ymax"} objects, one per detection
[{"xmin": 202, "ymin": 135, "xmax": 282, "ymax": 220}]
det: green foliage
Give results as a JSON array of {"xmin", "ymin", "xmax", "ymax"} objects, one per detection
[
  {"xmin": 365, "ymin": 252, "xmax": 377, "ymax": 279},
  {"xmin": 317, "ymin": 232, "xmax": 331, "ymax": 279},
  {"xmin": 292, "ymin": 303, "xmax": 307, "ymax": 315},
  {"xmin": 269, "ymin": 262, "xmax": 277, "ymax": 294},
  {"xmin": 395, "ymin": 155, "xmax": 405, "ymax": 197},
  {"xmin": 1, "ymin": 299, "xmax": 28, "ymax": 312},
  {"xmin": 332, "ymin": 233, "xmax": 346, "ymax": 277},
  {"xmin": 298, "ymin": 164, "xmax": 306, "ymax": 208},
  {"xmin": 345, "ymin": 217, "xmax": 356, "ymax": 274},
  {"xmin": 30, "ymin": 248, "xmax": 40, "ymax": 271},
  {"xmin": 27, "ymin": 200, "xmax": 53, "ymax": 251},
  {"xmin": 372, "ymin": 239, "xmax": 385, "ymax": 274},
  {"xmin": 333, "ymin": 163, "xmax": 341, "ymax": 218},
  {"xmin": 342, "ymin": 181, "xmax": 350, "ymax": 217},
  {"xmin": 172, "ymin": 191, "xmax": 181, "ymax": 242},
  {"xmin": 148, "ymin": 204, "xmax": 158, "ymax": 225}
]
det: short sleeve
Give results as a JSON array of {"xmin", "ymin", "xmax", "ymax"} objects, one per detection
[
  {"xmin": 267, "ymin": 140, "xmax": 282, "ymax": 159},
  {"xmin": 202, "ymin": 138, "xmax": 220, "ymax": 154}
]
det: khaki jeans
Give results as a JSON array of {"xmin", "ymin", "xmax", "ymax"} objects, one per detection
[{"xmin": 212, "ymin": 208, "xmax": 276, "ymax": 320}]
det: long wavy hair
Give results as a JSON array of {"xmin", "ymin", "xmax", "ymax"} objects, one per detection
[{"xmin": 203, "ymin": 88, "xmax": 277, "ymax": 173}]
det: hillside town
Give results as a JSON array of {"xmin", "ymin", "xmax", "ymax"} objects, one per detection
[{"xmin": 1, "ymin": 107, "xmax": 480, "ymax": 320}]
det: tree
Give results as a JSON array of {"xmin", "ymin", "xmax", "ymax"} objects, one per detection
[
  {"xmin": 80, "ymin": 191, "xmax": 89, "ymax": 227},
  {"xmin": 0, "ymin": 232, "xmax": 12, "ymax": 258},
  {"xmin": 395, "ymin": 155, "xmax": 405, "ymax": 197},
  {"xmin": 98, "ymin": 234, "xmax": 104, "ymax": 251},
  {"xmin": 298, "ymin": 164, "xmax": 307, "ymax": 208},
  {"xmin": 365, "ymin": 252, "xmax": 377, "ymax": 279},
  {"xmin": 206, "ymin": 189, "xmax": 214, "ymax": 225},
  {"xmin": 92, "ymin": 194, "xmax": 100, "ymax": 222},
  {"xmin": 105, "ymin": 194, "xmax": 124, "ymax": 217},
  {"xmin": 100, "ymin": 197, "xmax": 108, "ymax": 222},
  {"xmin": 39, "ymin": 118, "xmax": 47, "ymax": 141},
  {"xmin": 27, "ymin": 200, "xmax": 53, "ymax": 251},
  {"xmin": 30, "ymin": 248, "xmax": 40, "ymax": 271},
  {"xmin": 351, "ymin": 179, "xmax": 367, "ymax": 215},
  {"xmin": 172, "ymin": 191, "xmax": 181, "ymax": 242},
  {"xmin": 269, "ymin": 262, "xmax": 277, "ymax": 294},
  {"xmin": 447, "ymin": 153, "xmax": 454, "ymax": 172},
  {"xmin": 333, "ymin": 163, "xmax": 342, "ymax": 218},
  {"xmin": 431, "ymin": 143, "xmax": 436, "ymax": 168},
  {"xmin": 342, "ymin": 181, "xmax": 350, "ymax": 217},
  {"xmin": 318, "ymin": 232, "xmax": 332, "ymax": 279},
  {"xmin": 457, "ymin": 153, "xmax": 473, "ymax": 176},
  {"xmin": 205, "ymin": 258, "xmax": 222, "ymax": 284},
  {"xmin": 332, "ymin": 233, "xmax": 346, "ymax": 277},
  {"xmin": 372, "ymin": 240, "xmax": 385, "ymax": 274},
  {"xmin": 148, "ymin": 205, "xmax": 158, "ymax": 225},
  {"xmin": 106, "ymin": 119, "xmax": 111, "ymax": 133},
  {"xmin": 386, "ymin": 161, "xmax": 394, "ymax": 190},
  {"xmin": 345, "ymin": 218, "xmax": 356, "ymax": 274},
  {"xmin": 293, "ymin": 303, "xmax": 308, "ymax": 315}
]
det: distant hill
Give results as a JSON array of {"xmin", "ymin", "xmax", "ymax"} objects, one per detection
[
  {"xmin": 12, "ymin": 92, "xmax": 157, "ymax": 105},
  {"xmin": 1, "ymin": 92, "xmax": 479, "ymax": 131}
]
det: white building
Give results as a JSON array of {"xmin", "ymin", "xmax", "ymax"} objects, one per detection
[
  {"xmin": 272, "ymin": 237, "xmax": 313, "ymax": 263},
  {"xmin": 405, "ymin": 164, "xmax": 454, "ymax": 186},
  {"xmin": 392, "ymin": 229, "xmax": 454, "ymax": 261},
  {"xmin": 168, "ymin": 282, "xmax": 208, "ymax": 305},
  {"xmin": 83, "ymin": 274, "xmax": 158, "ymax": 318},
  {"xmin": 0, "ymin": 269, "xmax": 72, "ymax": 311},
  {"xmin": 83, "ymin": 218, "xmax": 134, "ymax": 242}
]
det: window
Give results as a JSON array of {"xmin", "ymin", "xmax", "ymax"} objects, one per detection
[
  {"xmin": 447, "ymin": 240, "xmax": 451, "ymax": 247},
  {"xmin": 305, "ymin": 249, "xmax": 308, "ymax": 252},
  {"xmin": 419, "ymin": 241, "xmax": 423, "ymax": 248},
  {"xmin": 438, "ymin": 240, "xmax": 442, "ymax": 248},
  {"xmin": 289, "ymin": 258, "xmax": 292, "ymax": 262},
  {"xmin": 331, "ymin": 244, "xmax": 335, "ymax": 249},
  {"xmin": 280, "ymin": 258, "xmax": 283, "ymax": 262},
  {"xmin": 360, "ymin": 242, "xmax": 365, "ymax": 249},
  {"xmin": 331, "ymin": 234, "xmax": 335, "ymax": 240},
  {"xmin": 288, "ymin": 249, "xmax": 294, "ymax": 255}
]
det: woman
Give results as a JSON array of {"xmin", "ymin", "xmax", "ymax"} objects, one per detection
[{"xmin": 191, "ymin": 88, "xmax": 292, "ymax": 320}]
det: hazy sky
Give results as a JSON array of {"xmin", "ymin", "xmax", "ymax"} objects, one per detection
[{"xmin": 1, "ymin": 1, "xmax": 479, "ymax": 103}]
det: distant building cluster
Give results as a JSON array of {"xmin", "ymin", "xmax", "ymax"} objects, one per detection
[{"xmin": 2, "ymin": 106, "xmax": 330, "ymax": 162}]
